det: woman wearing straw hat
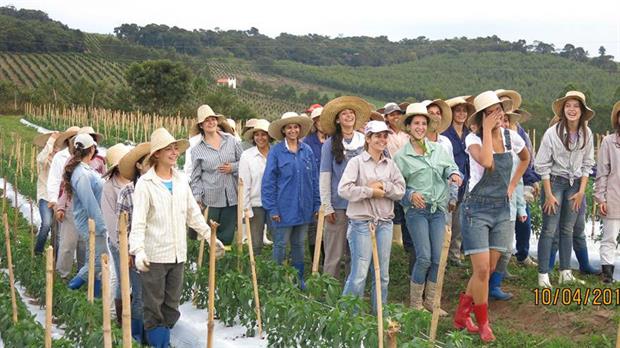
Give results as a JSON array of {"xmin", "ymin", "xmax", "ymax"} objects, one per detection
[
  {"xmin": 262, "ymin": 112, "xmax": 319, "ymax": 288},
  {"xmin": 394, "ymin": 103, "xmax": 462, "ymax": 316},
  {"xmin": 33, "ymin": 131, "xmax": 59, "ymax": 254},
  {"xmin": 595, "ymin": 101, "xmax": 620, "ymax": 283},
  {"xmin": 63, "ymin": 133, "xmax": 109, "ymax": 297},
  {"xmin": 453, "ymin": 91, "xmax": 529, "ymax": 343},
  {"xmin": 338, "ymin": 120, "xmax": 405, "ymax": 313},
  {"xmin": 130, "ymin": 128, "xmax": 224, "ymax": 347},
  {"xmin": 319, "ymin": 96, "xmax": 371, "ymax": 279},
  {"xmin": 534, "ymin": 91, "xmax": 595, "ymax": 288},
  {"xmin": 239, "ymin": 119, "xmax": 273, "ymax": 255},
  {"xmin": 100, "ymin": 143, "xmax": 131, "ymax": 324},
  {"xmin": 115, "ymin": 142, "xmax": 151, "ymax": 343},
  {"xmin": 189, "ymin": 104, "xmax": 243, "ymax": 246}
]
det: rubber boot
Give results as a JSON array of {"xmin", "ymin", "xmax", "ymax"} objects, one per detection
[
  {"xmin": 423, "ymin": 281, "xmax": 447, "ymax": 316},
  {"xmin": 68, "ymin": 275, "xmax": 86, "ymax": 290},
  {"xmin": 488, "ymin": 272, "xmax": 513, "ymax": 301},
  {"xmin": 130, "ymin": 319, "xmax": 144, "ymax": 343},
  {"xmin": 292, "ymin": 262, "xmax": 306, "ymax": 291},
  {"xmin": 146, "ymin": 326, "xmax": 170, "ymax": 348},
  {"xmin": 472, "ymin": 303, "xmax": 495, "ymax": 343},
  {"xmin": 114, "ymin": 299, "xmax": 123, "ymax": 325},
  {"xmin": 575, "ymin": 247, "xmax": 601, "ymax": 275},
  {"xmin": 453, "ymin": 293, "xmax": 479, "ymax": 333},
  {"xmin": 94, "ymin": 279, "xmax": 102, "ymax": 298},
  {"xmin": 409, "ymin": 281, "xmax": 425, "ymax": 310},
  {"xmin": 602, "ymin": 265, "xmax": 615, "ymax": 284}
]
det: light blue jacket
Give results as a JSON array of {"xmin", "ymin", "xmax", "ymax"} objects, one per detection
[{"xmin": 71, "ymin": 163, "xmax": 107, "ymax": 237}]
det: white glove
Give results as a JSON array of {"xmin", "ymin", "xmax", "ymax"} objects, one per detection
[
  {"xmin": 209, "ymin": 239, "xmax": 226, "ymax": 258},
  {"xmin": 135, "ymin": 250, "xmax": 150, "ymax": 272}
]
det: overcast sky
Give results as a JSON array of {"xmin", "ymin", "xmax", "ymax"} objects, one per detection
[{"xmin": 5, "ymin": 0, "xmax": 620, "ymax": 60}]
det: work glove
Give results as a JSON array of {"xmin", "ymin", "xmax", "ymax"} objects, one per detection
[{"xmin": 135, "ymin": 250, "xmax": 150, "ymax": 272}]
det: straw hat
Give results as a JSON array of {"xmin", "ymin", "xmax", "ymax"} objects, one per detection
[
  {"xmin": 399, "ymin": 103, "xmax": 430, "ymax": 132},
  {"xmin": 77, "ymin": 126, "xmax": 104, "ymax": 144},
  {"xmin": 145, "ymin": 128, "xmax": 190, "ymax": 164},
  {"xmin": 310, "ymin": 107, "xmax": 323, "ymax": 120},
  {"xmin": 612, "ymin": 101, "xmax": 620, "ymax": 129},
  {"xmin": 513, "ymin": 109, "xmax": 531, "ymax": 123},
  {"xmin": 422, "ymin": 99, "xmax": 453, "ymax": 133},
  {"xmin": 241, "ymin": 118, "xmax": 259, "ymax": 136},
  {"xmin": 552, "ymin": 91, "xmax": 595, "ymax": 122},
  {"xmin": 105, "ymin": 143, "xmax": 131, "ymax": 174},
  {"xmin": 54, "ymin": 126, "xmax": 80, "ymax": 149},
  {"xmin": 190, "ymin": 104, "xmax": 232, "ymax": 136},
  {"xmin": 466, "ymin": 91, "xmax": 513, "ymax": 127},
  {"xmin": 369, "ymin": 111, "xmax": 384, "ymax": 121},
  {"xmin": 494, "ymin": 89, "xmax": 522, "ymax": 112},
  {"xmin": 505, "ymin": 112, "xmax": 522, "ymax": 129},
  {"xmin": 33, "ymin": 131, "xmax": 58, "ymax": 148},
  {"xmin": 268, "ymin": 112, "xmax": 312, "ymax": 140},
  {"xmin": 446, "ymin": 96, "xmax": 476, "ymax": 118},
  {"xmin": 320, "ymin": 96, "xmax": 372, "ymax": 136},
  {"xmin": 461, "ymin": 95, "xmax": 474, "ymax": 104},
  {"xmin": 118, "ymin": 142, "xmax": 151, "ymax": 180},
  {"xmin": 243, "ymin": 119, "xmax": 271, "ymax": 142}
]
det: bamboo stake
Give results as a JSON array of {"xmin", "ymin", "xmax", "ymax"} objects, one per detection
[
  {"xmin": 244, "ymin": 210, "xmax": 263, "ymax": 337},
  {"xmin": 197, "ymin": 207, "xmax": 210, "ymax": 270},
  {"xmin": 3, "ymin": 213, "xmax": 18, "ymax": 323},
  {"xmin": 30, "ymin": 147, "xmax": 35, "ymax": 183},
  {"xmin": 429, "ymin": 226, "xmax": 453, "ymax": 343},
  {"xmin": 207, "ymin": 219, "xmax": 220, "ymax": 348},
  {"xmin": 532, "ymin": 128, "xmax": 537, "ymax": 153},
  {"xmin": 368, "ymin": 222, "xmax": 383, "ymax": 348},
  {"xmin": 118, "ymin": 212, "xmax": 132, "ymax": 347},
  {"xmin": 236, "ymin": 178, "xmax": 244, "ymax": 271},
  {"xmin": 386, "ymin": 319, "xmax": 400, "ymax": 348},
  {"xmin": 312, "ymin": 206, "xmax": 326, "ymax": 274},
  {"xmin": 13, "ymin": 176, "xmax": 18, "ymax": 241},
  {"xmin": 45, "ymin": 246, "xmax": 53, "ymax": 348},
  {"xmin": 101, "ymin": 254, "xmax": 112, "ymax": 348},
  {"xmin": 87, "ymin": 219, "xmax": 95, "ymax": 303}
]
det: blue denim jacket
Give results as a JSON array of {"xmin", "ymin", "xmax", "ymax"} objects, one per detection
[
  {"xmin": 71, "ymin": 163, "xmax": 107, "ymax": 237},
  {"xmin": 442, "ymin": 125, "xmax": 469, "ymax": 201},
  {"xmin": 301, "ymin": 131, "xmax": 323, "ymax": 177},
  {"xmin": 261, "ymin": 141, "xmax": 320, "ymax": 228}
]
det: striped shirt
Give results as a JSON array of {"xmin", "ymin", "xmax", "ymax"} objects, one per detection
[
  {"xmin": 190, "ymin": 132, "xmax": 243, "ymax": 207},
  {"xmin": 115, "ymin": 183, "xmax": 134, "ymax": 247},
  {"xmin": 129, "ymin": 167, "xmax": 212, "ymax": 263}
]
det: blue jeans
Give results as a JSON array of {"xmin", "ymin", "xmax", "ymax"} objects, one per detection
[
  {"xmin": 130, "ymin": 268, "xmax": 144, "ymax": 319},
  {"xmin": 405, "ymin": 207, "xmax": 446, "ymax": 284},
  {"xmin": 537, "ymin": 176, "xmax": 580, "ymax": 273},
  {"xmin": 34, "ymin": 199, "xmax": 53, "ymax": 253},
  {"xmin": 342, "ymin": 220, "xmax": 393, "ymax": 313},
  {"xmin": 75, "ymin": 234, "xmax": 108, "ymax": 281},
  {"xmin": 514, "ymin": 205, "xmax": 532, "ymax": 262},
  {"xmin": 272, "ymin": 224, "xmax": 308, "ymax": 265}
]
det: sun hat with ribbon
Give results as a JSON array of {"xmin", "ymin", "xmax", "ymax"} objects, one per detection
[
  {"xmin": 399, "ymin": 103, "xmax": 430, "ymax": 132},
  {"xmin": 422, "ymin": 99, "xmax": 453, "ymax": 133},
  {"xmin": 466, "ymin": 91, "xmax": 513, "ymax": 128},
  {"xmin": 611, "ymin": 101, "xmax": 620, "ymax": 129},
  {"xmin": 552, "ymin": 91, "xmax": 595, "ymax": 122},
  {"xmin": 118, "ymin": 142, "xmax": 151, "ymax": 180},
  {"xmin": 320, "ymin": 96, "xmax": 372, "ymax": 136},
  {"xmin": 145, "ymin": 128, "xmax": 190, "ymax": 164},
  {"xmin": 54, "ymin": 126, "xmax": 80, "ymax": 149},
  {"xmin": 243, "ymin": 119, "xmax": 271, "ymax": 142},
  {"xmin": 494, "ymin": 89, "xmax": 522, "ymax": 112},
  {"xmin": 268, "ymin": 112, "xmax": 313, "ymax": 140}
]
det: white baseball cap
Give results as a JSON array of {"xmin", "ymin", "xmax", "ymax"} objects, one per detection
[
  {"xmin": 73, "ymin": 133, "xmax": 97, "ymax": 149},
  {"xmin": 364, "ymin": 120, "xmax": 393, "ymax": 135}
]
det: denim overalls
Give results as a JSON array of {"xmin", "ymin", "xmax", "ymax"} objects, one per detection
[{"xmin": 460, "ymin": 132, "xmax": 514, "ymax": 255}]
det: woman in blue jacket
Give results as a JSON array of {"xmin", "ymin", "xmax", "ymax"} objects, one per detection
[{"xmin": 262, "ymin": 112, "xmax": 320, "ymax": 288}]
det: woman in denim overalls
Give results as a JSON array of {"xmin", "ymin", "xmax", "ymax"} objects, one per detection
[{"xmin": 453, "ymin": 91, "xmax": 530, "ymax": 343}]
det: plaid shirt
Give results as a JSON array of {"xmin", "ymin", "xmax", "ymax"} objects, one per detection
[{"xmin": 114, "ymin": 183, "xmax": 134, "ymax": 248}]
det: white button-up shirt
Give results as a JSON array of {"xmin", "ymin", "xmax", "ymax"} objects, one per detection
[
  {"xmin": 129, "ymin": 167, "xmax": 211, "ymax": 263},
  {"xmin": 238, "ymin": 146, "xmax": 267, "ymax": 218}
]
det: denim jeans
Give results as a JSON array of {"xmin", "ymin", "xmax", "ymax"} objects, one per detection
[
  {"xmin": 342, "ymin": 219, "xmax": 393, "ymax": 313},
  {"xmin": 537, "ymin": 176, "xmax": 580, "ymax": 273},
  {"xmin": 394, "ymin": 204, "xmax": 413, "ymax": 251},
  {"xmin": 272, "ymin": 224, "xmax": 308, "ymax": 265},
  {"xmin": 109, "ymin": 244, "xmax": 122, "ymax": 299},
  {"xmin": 34, "ymin": 199, "xmax": 53, "ymax": 253},
  {"xmin": 75, "ymin": 234, "xmax": 109, "ymax": 281},
  {"xmin": 549, "ymin": 199, "xmax": 588, "ymax": 260},
  {"xmin": 405, "ymin": 207, "xmax": 446, "ymax": 284},
  {"xmin": 514, "ymin": 205, "xmax": 532, "ymax": 262},
  {"xmin": 130, "ymin": 267, "xmax": 144, "ymax": 320}
]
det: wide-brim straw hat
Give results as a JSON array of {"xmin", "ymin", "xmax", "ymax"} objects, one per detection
[
  {"xmin": 243, "ymin": 119, "xmax": 271, "ymax": 142},
  {"xmin": 494, "ymin": 89, "xmax": 522, "ymax": 112},
  {"xmin": 505, "ymin": 112, "xmax": 522, "ymax": 128},
  {"xmin": 77, "ymin": 126, "xmax": 104, "ymax": 144},
  {"xmin": 190, "ymin": 104, "xmax": 234, "ymax": 136},
  {"xmin": 145, "ymin": 128, "xmax": 190, "ymax": 164},
  {"xmin": 54, "ymin": 126, "xmax": 80, "ymax": 149},
  {"xmin": 369, "ymin": 111, "xmax": 384, "ymax": 121},
  {"xmin": 422, "ymin": 99, "xmax": 453, "ymax": 133},
  {"xmin": 513, "ymin": 109, "xmax": 532, "ymax": 123},
  {"xmin": 33, "ymin": 131, "xmax": 57, "ymax": 148},
  {"xmin": 611, "ymin": 101, "xmax": 620, "ymax": 129},
  {"xmin": 320, "ymin": 96, "xmax": 372, "ymax": 136},
  {"xmin": 104, "ymin": 143, "xmax": 131, "ymax": 176},
  {"xmin": 268, "ymin": 112, "xmax": 312, "ymax": 140},
  {"xmin": 446, "ymin": 96, "xmax": 476, "ymax": 118},
  {"xmin": 552, "ymin": 91, "xmax": 595, "ymax": 122},
  {"xmin": 399, "ymin": 103, "xmax": 430, "ymax": 132},
  {"xmin": 466, "ymin": 91, "xmax": 513, "ymax": 128},
  {"xmin": 119, "ymin": 142, "xmax": 151, "ymax": 180}
]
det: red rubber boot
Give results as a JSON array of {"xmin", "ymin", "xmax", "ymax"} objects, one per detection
[
  {"xmin": 453, "ymin": 293, "xmax": 479, "ymax": 333},
  {"xmin": 472, "ymin": 303, "xmax": 495, "ymax": 343}
]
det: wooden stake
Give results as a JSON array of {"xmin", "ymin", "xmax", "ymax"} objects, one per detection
[
  {"xmin": 13, "ymin": 176, "xmax": 18, "ymax": 241},
  {"xmin": 101, "ymin": 254, "xmax": 112, "ymax": 348},
  {"xmin": 312, "ymin": 206, "xmax": 326, "ymax": 274},
  {"xmin": 45, "ymin": 246, "xmax": 54, "ymax": 348},
  {"xmin": 87, "ymin": 219, "xmax": 95, "ymax": 303},
  {"xmin": 236, "ymin": 178, "xmax": 244, "ymax": 271},
  {"xmin": 3, "ymin": 213, "xmax": 18, "ymax": 323},
  {"xmin": 368, "ymin": 222, "xmax": 383, "ymax": 348},
  {"xmin": 244, "ymin": 210, "xmax": 263, "ymax": 337},
  {"xmin": 429, "ymin": 226, "xmax": 453, "ymax": 343},
  {"xmin": 193, "ymin": 207, "xmax": 209, "ymax": 305},
  {"xmin": 207, "ymin": 219, "xmax": 220, "ymax": 348},
  {"xmin": 118, "ymin": 212, "xmax": 132, "ymax": 347}
]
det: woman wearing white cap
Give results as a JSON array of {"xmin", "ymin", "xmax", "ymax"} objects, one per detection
[
  {"xmin": 453, "ymin": 91, "xmax": 529, "ymax": 343},
  {"xmin": 130, "ymin": 128, "xmax": 224, "ymax": 347},
  {"xmin": 338, "ymin": 120, "xmax": 405, "ymax": 313}
]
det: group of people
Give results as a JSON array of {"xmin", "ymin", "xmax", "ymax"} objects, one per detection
[{"xmin": 31, "ymin": 89, "xmax": 620, "ymax": 345}]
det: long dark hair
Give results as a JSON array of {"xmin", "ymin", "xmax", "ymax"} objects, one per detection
[
  {"xmin": 132, "ymin": 155, "xmax": 148, "ymax": 186},
  {"xmin": 331, "ymin": 123, "xmax": 345, "ymax": 164},
  {"xmin": 62, "ymin": 144, "xmax": 94, "ymax": 200},
  {"xmin": 555, "ymin": 100, "xmax": 589, "ymax": 150}
]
